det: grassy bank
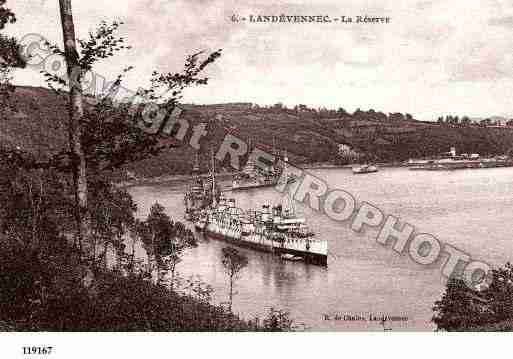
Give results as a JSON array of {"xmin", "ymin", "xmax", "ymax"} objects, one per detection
[{"xmin": 0, "ymin": 235, "xmax": 290, "ymax": 331}]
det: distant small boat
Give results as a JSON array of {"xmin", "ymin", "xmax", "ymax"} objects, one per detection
[{"xmin": 352, "ymin": 164, "xmax": 379, "ymax": 174}]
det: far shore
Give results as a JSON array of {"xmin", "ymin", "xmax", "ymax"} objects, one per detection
[{"xmin": 117, "ymin": 161, "xmax": 409, "ymax": 188}]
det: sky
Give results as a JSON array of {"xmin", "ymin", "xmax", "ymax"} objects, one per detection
[{"xmin": 4, "ymin": 0, "xmax": 513, "ymax": 120}]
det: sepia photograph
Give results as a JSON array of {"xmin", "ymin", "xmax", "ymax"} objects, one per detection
[{"xmin": 0, "ymin": 0, "xmax": 512, "ymax": 357}]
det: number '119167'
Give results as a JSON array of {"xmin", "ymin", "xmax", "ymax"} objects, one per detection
[{"xmin": 23, "ymin": 346, "xmax": 53, "ymax": 355}]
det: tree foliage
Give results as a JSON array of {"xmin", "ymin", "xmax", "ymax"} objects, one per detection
[
  {"xmin": 39, "ymin": 21, "xmax": 221, "ymax": 176},
  {"xmin": 221, "ymin": 246, "xmax": 248, "ymax": 310},
  {"xmin": 0, "ymin": 0, "xmax": 25, "ymax": 113},
  {"xmin": 0, "ymin": 0, "xmax": 15, "ymax": 30},
  {"xmin": 262, "ymin": 307, "xmax": 294, "ymax": 331},
  {"xmin": 433, "ymin": 263, "xmax": 513, "ymax": 331},
  {"xmin": 138, "ymin": 203, "xmax": 196, "ymax": 286}
]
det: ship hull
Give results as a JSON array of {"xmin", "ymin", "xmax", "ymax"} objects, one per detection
[
  {"xmin": 205, "ymin": 228, "xmax": 327, "ymax": 266},
  {"xmin": 232, "ymin": 176, "xmax": 296, "ymax": 191},
  {"xmin": 353, "ymin": 169, "xmax": 378, "ymax": 174},
  {"xmin": 409, "ymin": 161, "xmax": 512, "ymax": 170},
  {"xmin": 352, "ymin": 165, "xmax": 379, "ymax": 174}
]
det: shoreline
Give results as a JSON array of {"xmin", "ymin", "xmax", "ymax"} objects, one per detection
[
  {"xmin": 118, "ymin": 159, "xmax": 512, "ymax": 188},
  {"xmin": 116, "ymin": 162, "xmax": 402, "ymax": 188}
]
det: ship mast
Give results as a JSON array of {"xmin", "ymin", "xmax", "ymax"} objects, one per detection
[
  {"xmin": 248, "ymin": 137, "xmax": 253, "ymax": 166},
  {"xmin": 270, "ymin": 136, "xmax": 277, "ymax": 174},
  {"xmin": 282, "ymin": 149, "xmax": 288, "ymax": 181},
  {"xmin": 192, "ymin": 151, "xmax": 200, "ymax": 176},
  {"xmin": 281, "ymin": 149, "xmax": 296, "ymax": 216},
  {"xmin": 244, "ymin": 138, "xmax": 256, "ymax": 174}
]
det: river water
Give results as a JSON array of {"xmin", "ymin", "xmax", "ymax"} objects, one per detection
[{"xmin": 128, "ymin": 167, "xmax": 513, "ymax": 331}]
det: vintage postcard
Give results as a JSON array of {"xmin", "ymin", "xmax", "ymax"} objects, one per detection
[{"xmin": 0, "ymin": 0, "xmax": 512, "ymax": 356}]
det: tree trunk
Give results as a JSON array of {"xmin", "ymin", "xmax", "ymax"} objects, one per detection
[
  {"xmin": 229, "ymin": 274, "xmax": 234, "ymax": 311},
  {"xmin": 91, "ymin": 230, "xmax": 97, "ymax": 268},
  {"xmin": 58, "ymin": 0, "xmax": 91, "ymax": 258},
  {"xmin": 170, "ymin": 266, "xmax": 175, "ymax": 290},
  {"xmin": 151, "ymin": 233, "xmax": 156, "ymax": 283}
]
